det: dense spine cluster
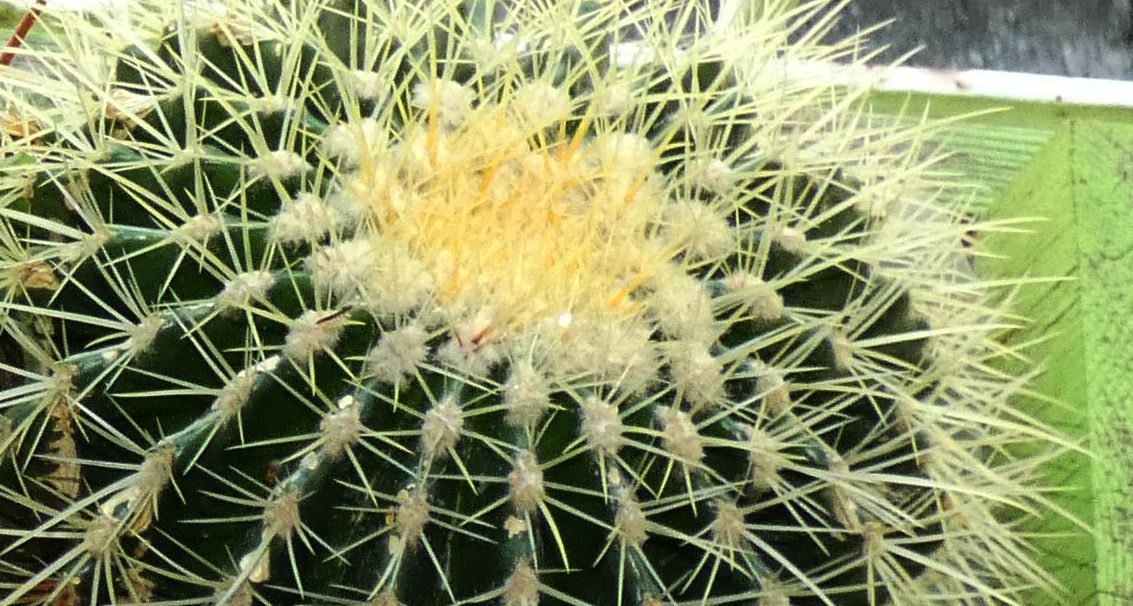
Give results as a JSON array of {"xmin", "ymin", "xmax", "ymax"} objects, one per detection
[{"xmin": 0, "ymin": 1, "xmax": 1067, "ymax": 605}]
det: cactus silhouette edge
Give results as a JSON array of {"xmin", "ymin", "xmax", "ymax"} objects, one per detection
[{"xmin": 0, "ymin": 1, "xmax": 1074, "ymax": 605}]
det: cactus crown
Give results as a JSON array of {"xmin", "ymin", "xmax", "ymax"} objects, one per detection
[{"xmin": 0, "ymin": 1, "xmax": 1069, "ymax": 605}]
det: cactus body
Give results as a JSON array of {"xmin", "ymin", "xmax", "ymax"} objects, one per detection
[{"xmin": 0, "ymin": 1, "xmax": 1064, "ymax": 605}]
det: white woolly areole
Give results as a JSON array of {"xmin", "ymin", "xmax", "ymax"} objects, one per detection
[
  {"xmin": 555, "ymin": 319, "xmax": 658, "ymax": 395},
  {"xmin": 590, "ymin": 79, "xmax": 634, "ymax": 115},
  {"xmin": 580, "ymin": 395, "xmax": 623, "ymax": 456},
  {"xmin": 249, "ymin": 94, "xmax": 291, "ymax": 115},
  {"xmin": 666, "ymin": 340, "xmax": 723, "ymax": 407},
  {"xmin": 320, "ymin": 398, "xmax": 362, "ymax": 459},
  {"xmin": 270, "ymin": 193, "xmax": 333, "ymax": 244},
  {"xmin": 283, "ymin": 309, "xmax": 347, "ymax": 359},
  {"xmin": 338, "ymin": 158, "xmax": 413, "ymax": 226},
  {"xmin": 104, "ymin": 88, "xmax": 159, "ymax": 126},
  {"xmin": 251, "ymin": 150, "xmax": 308, "ymax": 180},
  {"xmin": 62, "ymin": 228, "xmax": 113, "ymax": 263},
  {"xmin": 614, "ymin": 490, "xmax": 648, "ymax": 546},
  {"xmin": 421, "ymin": 395, "xmax": 464, "ymax": 459},
  {"xmin": 82, "ymin": 514, "xmax": 120, "ymax": 558},
  {"xmin": 216, "ymin": 271, "xmax": 276, "ymax": 311},
  {"xmin": 660, "ymin": 406, "xmax": 704, "ymax": 465},
  {"xmin": 508, "ymin": 451, "xmax": 545, "ymax": 514},
  {"xmin": 753, "ymin": 362, "xmax": 792, "ymax": 415},
  {"xmin": 589, "ymin": 132, "xmax": 655, "ymax": 175},
  {"xmin": 503, "ymin": 361, "xmax": 552, "ymax": 428},
  {"xmin": 725, "ymin": 273, "xmax": 785, "ymax": 321},
  {"xmin": 671, "ymin": 105, "xmax": 713, "ymax": 143},
  {"xmin": 212, "ymin": 367, "xmax": 259, "ymax": 423},
  {"xmin": 648, "ymin": 268, "xmax": 716, "ymax": 344},
  {"xmin": 663, "ymin": 199, "xmax": 733, "ymax": 262},
  {"xmin": 394, "ymin": 488, "xmax": 430, "ymax": 549},
  {"xmin": 98, "ymin": 446, "xmax": 174, "ymax": 525},
  {"xmin": 237, "ymin": 549, "xmax": 271, "ymax": 585},
  {"xmin": 174, "ymin": 213, "xmax": 223, "ymax": 243},
  {"xmin": 367, "ymin": 242, "xmax": 436, "ymax": 317},
  {"xmin": 322, "ymin": 118, "xmax": 384, "ymax": 166},
  {"xmin": 773, "ymin": 225, "xmax": 809, "ymax": 254},
  {"xmin": 366, "ymin": 324, "xmax": 430, "ymax": 385},
  {"xmin": 324, "ymin": 187, "xmax": 367, "ymax": 231},
  {"xmin": 255, "ymin": 356, "xmax": 282, "ymax": 373},
  {"xmin": 759, "ymin": 589, "xmax": 792, "ymax": 606},
  {"xmin": 689, "ymin": 158, "xmax": 737, "ymax": 194},
  {"xmin": 368, "ymin": 592, "xmax": 401, "ymax": 606},
  {"xmin": 309, "ymin": 240, "xmax": 375, "ymax": 301},
  {"xmin": 712, "ymin": 501, "xmax": 746, "ymax": 549},
  {"xmin": 350, "ymin": 70, "xmax": 385, "ymax": 101},
  {"xmin": 126, "ymin": 315, "xmax": 163, "ymax": 356},
  {"xmin": 503, "ymin": 561, "xmax": 540, "ymax": 606},
  {"xmin": 511, "ymin": 81, "xmax": 572, "ymax": 129},
  {"xmin": 829, "ymin": 330, "xmax": 855, "ymax": 372},
  {"xmin": 203, "ymin": 3, "xmax": 273, "ymax": 48},
  {"xmin": 395, "ymin": 126, "xmax": 454, "ymax": 180},
  {"xmin": 825, "ymin": 453, "xmax": 864, "ymax": 532},
  {"xmin": 466, "ymin": 31, "xmax": 525, "ymax": 71},
  {"xmin": 263, "ymin": 491, "xmax": 302, "ymax": 539},
  {"xmin": 748, "ymin": 426, "xmax": 790, "ymax": 491},
  {"xmin": 435, "ymin": 309, "xmax": 504, "ymax": 376},
  {"xmin": 412, "ymin": 78, "xmax": 475, "ymax": 129}
]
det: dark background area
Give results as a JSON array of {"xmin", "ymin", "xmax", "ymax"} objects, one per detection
[{"xmin": 826, "ymin": 0, "xmax": 1133, "ymax": 78}]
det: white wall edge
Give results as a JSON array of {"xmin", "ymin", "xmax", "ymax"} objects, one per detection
[{"xmin": 784, "ymin": 59, "xmax": 1133, "ymax": 109}]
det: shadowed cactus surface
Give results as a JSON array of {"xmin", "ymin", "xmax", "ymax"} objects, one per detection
[{"xmin": 0, "ymin": 1, "xmax": 1067, "ymax": 605}]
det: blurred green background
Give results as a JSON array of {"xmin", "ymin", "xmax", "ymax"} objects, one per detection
[
  {"xmin": 0, "ymin": 4, "xmax": 24, "ymax": 29},
  {"xmin": 865, "ymin": 93, "xmax": 1133, "ymax": 606}
]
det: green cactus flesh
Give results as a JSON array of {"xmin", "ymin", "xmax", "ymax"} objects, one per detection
[{"xmin": 0, "ymin": 1, "xmax": 1063, "ymax": 605}]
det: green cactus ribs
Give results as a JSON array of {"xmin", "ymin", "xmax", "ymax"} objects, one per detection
[{"xmin": 0, "ymin": 1, "xmax": 1062, "ymax": 605}]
